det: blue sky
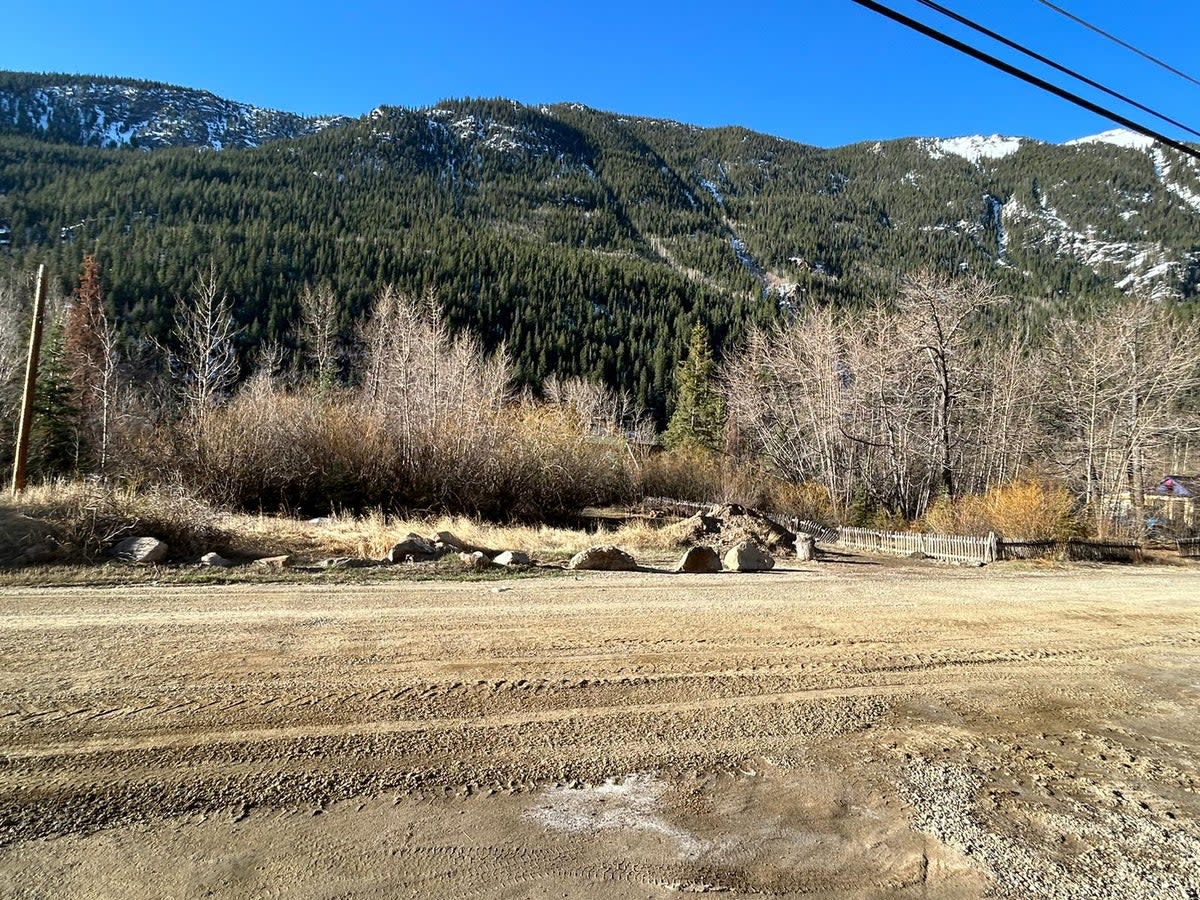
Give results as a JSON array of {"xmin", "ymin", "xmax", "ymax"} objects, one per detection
[{"xmin": 7, "ymin": 0, "xmax": 1200, "ymax": 147}]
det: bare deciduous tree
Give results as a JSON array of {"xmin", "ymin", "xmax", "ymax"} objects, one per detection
[
  {"xmin": 0, "ymin": 271, "xmax": 25, "ymax": 462},
  {"xmin": 0, "ymin": 272, "xmax": 24, "ymax": 397},
  {"xmin": 543, "ymin": 374, "xmax": 654, "ymax": 446},
  {"xmin": 895, "ymin": 272, "xmax": 1004, "ymax": 500},
  {"xmin": 172, "ymin": 265, "xmax": 240, "ymax": 432},
  {"xmin": 1048, "ymin": 298, "xmax": 1200, "ymax": 533},
  {"xmin": 726, "ymin": 274, "xmax": 1035, "ymax": 520},
  {"xmin": 298, "ymin": 283, "xmax": 339, "ymax": 390}
]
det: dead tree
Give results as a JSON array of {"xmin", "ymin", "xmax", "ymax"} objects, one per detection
[{"xmin": 173, "ymin": 265, "xmax": 240, "ymax": 434}]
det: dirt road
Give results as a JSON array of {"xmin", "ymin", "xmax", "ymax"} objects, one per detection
[{"xmin": 1, "ymin": 564, "xmax": 1198, "ymax": 898}]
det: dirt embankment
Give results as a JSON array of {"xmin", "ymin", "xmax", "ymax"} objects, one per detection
[{"xmin": 1, "ymin": 565, "xmax": 1198, "ymax": 898}]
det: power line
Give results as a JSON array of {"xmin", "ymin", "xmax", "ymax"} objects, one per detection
[
  {"xmin": 1033, "ymin": 0, "xmax": 1200, "ymax": 90},
  {"xmin": 914, "ymin": 0, "xmax": 1200, "ymax": 142},
  {"xmin": 848, "ymin": 0, "xmax": 1200, "ymax": 162}
]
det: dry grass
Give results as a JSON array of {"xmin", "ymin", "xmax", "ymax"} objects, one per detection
[
  {"xmin": 248, "ymin": 511, "xmax": 690, "ymax": 563},
  {"xmin": 1, "ymin": 481, "xmax": 690, "ymax": 569}
]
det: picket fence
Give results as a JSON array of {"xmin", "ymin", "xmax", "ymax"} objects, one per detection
[
  {"xmin": 832, "ymin": 527, "xmax": 1147, "ymax": 564},
  {"xmin": 1002, "ymin": 537, "xmax": 1143, "ymax": 562},
  {"xmin": 1179, "ymin": 537, "xmax": 1200, "ymax": 559},
  {"xmin": 836, "ymin": 526, "xmax": 998, "ymax": 564}
]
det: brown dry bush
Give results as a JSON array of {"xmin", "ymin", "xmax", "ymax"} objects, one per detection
[
  {"xmin": 140, "ymin": 381, "xmax": 637, "ymax": 522},
  {"xmin": 113, "ymin": 288, "xmax": 643, "ymax": 522},
  {"xmin": 922, "ymin": 480, "xmax": 1081, "ymax": 540},
  {"xmin": 638, "ymin": 447, "xmax": 724, "ymax": 502},
  {"xmin": 721, "ymin": 466, "xmax": 836, "ymax": 523}
]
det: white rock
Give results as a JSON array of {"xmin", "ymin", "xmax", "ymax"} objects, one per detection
[
  {"xmin": 723, "ymin": 541, "xmax": 774, "ymax": 572},
  {"xmin": 111, "ymin": 536, "xmax": 168, "ymax": 564}
]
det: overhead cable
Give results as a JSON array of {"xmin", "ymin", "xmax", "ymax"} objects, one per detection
[
  {"xmin": 847, "ymin": 0, "xmax": 1200, "ymax": 162},
  {"xmin": 914, "ymin": 0, "xmax": 1200, "ymax": 141},
  {"xmin": 1033, "ymin": 0, "xmax": 1200, "ymax": 90}
]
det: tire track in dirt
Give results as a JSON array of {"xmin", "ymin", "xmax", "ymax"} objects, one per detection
[{"xmin": 1, "ymin": 567, "xmax": 1198, "ymax": 896}]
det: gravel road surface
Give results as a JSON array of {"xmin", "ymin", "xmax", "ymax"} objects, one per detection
[{"xmin": 1, "ymin": 565, "xmax": 1198, "ymax": 897}]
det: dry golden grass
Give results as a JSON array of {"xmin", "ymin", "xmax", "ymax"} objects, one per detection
[
  {"xmin": 266, "ymin": 512, "xmax": 690, "ymax": 563},
  {"xmin": 2, "ymin": 481, "xmax": 689, "ymax": 567}
]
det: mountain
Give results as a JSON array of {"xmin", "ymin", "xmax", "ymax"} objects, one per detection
[
  {"xmin": 1, "ymin": 72, "xmax": 1198, "ymax": 416},
  {"xmin": 0, "ymin": 72, "xmax": 349, "ymax": 150}
]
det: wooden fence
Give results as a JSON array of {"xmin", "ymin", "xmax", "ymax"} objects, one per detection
[
  {"xmin": 832, "ymin": 526, "xmax": 1148, "ymax": 564},
  {"xmin": 639, "ymin": 497, "xmax": 714, "ymax": 517},
  {"xmin": 999, "ymin": 537, "xmax": 1143, "ymax": 562},
  {"xmin": 788, "ymin": 518, "xmax": 841, "ymax": 544},
  {"xmin": 636, "ymin": 498, "xmax": 1164, "ymax": 563},
  {"xmin": 1179, "ymin": 537, "xmax": 1200, "ymax": 559},
  {"xmin": 836, "ymin": 526, "xmax": 998, "ymax": 564}
]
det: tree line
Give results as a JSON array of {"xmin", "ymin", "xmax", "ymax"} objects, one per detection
[
  {"xmin": 4, "ymin": 257, "xmax": 1196, "ymax": 535},
  {"xmin": 723, "ymin": 272, "xmax": 1200, "ymax": 533}
]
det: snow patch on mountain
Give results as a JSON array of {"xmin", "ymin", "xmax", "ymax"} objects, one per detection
[
  {"xmin": 983, "ymin": 195, "xmax": 1008, "ymax": 264},
  {"xmin": 1150, "ymin": 148, "xmax": 1200, "ymax": 214},
  {"xmin": 1065, "ymin": 129, "xmax": 1156, "ymax": 151},
  {"xmin": 924, "ymin": 135, "xmax": 1023, "ymax": 164},
  {"xmin": 0, "ymin": 80, "xmax": 348, "ymax": 150},
  {"xmin": 435, "ymin": 110, "xmax": 560, "ymax": 158},
  {"xmin": 1005, "ymin": 197, "xmax": 1183, "ymax": 299},
  {"xmin": 699, "ymin": 178, "xmax": 724, "ymax": 206}
]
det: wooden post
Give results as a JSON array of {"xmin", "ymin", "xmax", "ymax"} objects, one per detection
[{"xmin": 11, "ymin": 265, "xmax": 48, "ymax": 496}]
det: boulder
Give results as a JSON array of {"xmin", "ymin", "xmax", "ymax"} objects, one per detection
[
  {"xmin": 493, "ymin": 550, "xmax": 532, "ymax": 567},
  {"xmin": 111, "ymin": 536, "xmax": 168, "ymax": 564},
  {"xmin": 794, "ymin": 533, "xmax": 816, "ymax": 562},
  {"xmin": 387, "ymin": 533, "xmax": 440, "ymax": 563},
  {"xmin": 568, "ymin": 545, "xmax": 638, "ymax": 571},
  {"xmin": 675, "ymin": 545, "xmax": 722, "ymax": 573},
  {"xmin": 433, "ymin": 531, "xmax": 469, "ymax": 551},
  {"xmin": 459, "ymin": 550, "xmax": 493, "ymax": 570},
  {"xmin": 723, "ymin": 541, "xmax": 775, "ymax": 572},
  {"xmin": 252, "ymin": 554, "xmax": 292, "ymax": 571},
  {"xmin": 200, "ymin": 551, "xmax": 234, "ymax": 568}
]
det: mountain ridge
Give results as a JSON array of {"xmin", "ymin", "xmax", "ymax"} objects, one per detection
[
  {"xmin": 1, "ymin": 71, "xmax": 1198, "ymax": 414},
  {"xmin": 0, "ymin": 71, "xmax": 351, "ymax": 150},
  {"xmin": 0, "ymin": 70, "xmax": 1173, "ymax": 155}
]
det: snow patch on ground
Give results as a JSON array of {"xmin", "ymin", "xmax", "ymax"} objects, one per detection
[{"xmin": 525, "ymin": 775, "xmax": 706, "ymax": 860}]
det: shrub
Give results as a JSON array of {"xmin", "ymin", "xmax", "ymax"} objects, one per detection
[
  {"xmin": 126, "ymin": 379, "xmax": 638, "ymax": 522},
  {"xmin": 638, "ymin": 447, "xmax": 724, "ymax": 503},
  {"xmin": 923, "ymin": 480, "xmax": 1081, "ymax": 540},
  {"xmin": 2, "ymin": 480, "xmax": 230, "ymax": 562}
]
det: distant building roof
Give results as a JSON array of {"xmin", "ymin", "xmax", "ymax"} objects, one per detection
[{"xmin": 1153, "ymin": 475, "xmax": 1200, "ymax": 498}]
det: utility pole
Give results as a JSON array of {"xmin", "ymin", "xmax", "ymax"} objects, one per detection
[{"xmin": 10, "ymin": 265, "xmax": 48, "ymax": 496}]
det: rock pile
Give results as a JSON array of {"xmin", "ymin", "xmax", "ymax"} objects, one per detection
[
  {"xmin": 387, "ymin": 534, "xmax": 441, "ymax": 563},
  {"xmin": 668, "ymin": 504, "xmax": 796, "ymax": 555}
]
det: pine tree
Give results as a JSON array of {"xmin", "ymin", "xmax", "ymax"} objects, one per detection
[
  {"xmin": 663, "ymin": 323, "xmax": 725, "ymax": 453},
  {"xmin": 30, "ymin": 321, "xmax": 80, "ymax": 478}
]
